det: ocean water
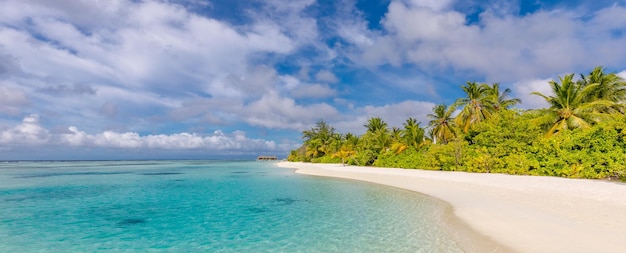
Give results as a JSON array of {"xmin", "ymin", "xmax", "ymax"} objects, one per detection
[{"xmin": 0, "ymin": 160, "xmax": 463, "ymax": 252}]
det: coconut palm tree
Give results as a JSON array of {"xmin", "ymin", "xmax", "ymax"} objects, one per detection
[
  {"xmin": 364, "ymin": 117, "xmax": 388, "ymax": 133},
  {"xmin": 324, "ymin": 133, "xmax": 344, "ymax": 155},
  {"xmin": 485, "ymin": 83, "xmax": 521, "ymax": 112},
  {"xmin": 305, "ymin": 139, "xmax": 323, "ymax": 159},
  {"xmin": 531, "ymin": 74, "xmax": 615, "ymax": 137},
  {"xmin": 389, "ymin": 127, "xmax": 406, "ymax": 154},
  {"xmin": 302, "ymin": 119, "xmax": 335, "ymax": 158},
  {"xmin": 390, "ymin": 127, "xmax": 403, "ymax": 142},
  {"xmin": 455, "ymin": 81, "xmax": 492, "ymax": 132},
  {"xmin": 578, "ymin": 66, "xmax": 626, "ymax": 112},
  {"xmin": 363, "ymin": 117, "xmax": 391, "ymax": 153},
  {"xmin": 333, "ymin": 146, "xmax": 356, "ymax": 166},
  {"xmin": 344, "ymin": 132, "xmax": 359, "ymax": 147},
  {"xmin": 428, "ymin": 104, "xmax": 457, "ymax": 144},
  {"xmin": 402, "ymin": 118, "xmax": 424, "ymax": 149}
]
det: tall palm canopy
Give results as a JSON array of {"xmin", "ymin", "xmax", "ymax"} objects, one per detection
[
  {"xmin": 428, "ymin": 104, "xmax": 456, "ymax": 144},
  {"xmin": 364, "ymin": 117, "xmax": 388, "ymax": 133},
  {"xmin": 402, "ymin": 118, "xmax": 424, "ymax": 149},
  {"xmin": 454, "ymin": 81, "xmax": 492, "ymax": 132},
  {"xmin": 363, "ymin": 117, "xmax": 391, "ymax": 152},
  {"xmin": 531, "ymin": 74, "xmax": 615, "ymax": 137},
  {"xmin": 301, "ymin": 120, "xmax": 336, "ymax": 158},
  {"xmin": 578, "ymin": 66, "xmax": 626, "ymax": 112},
  {"xmin": 485, "ymin": 83, "xmax": 521, "ymax": 111}
]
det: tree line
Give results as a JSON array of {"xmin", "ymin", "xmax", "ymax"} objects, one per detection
[{"xmin": 287, "ymin": 66, "xmax": 626, "ymax": 180}]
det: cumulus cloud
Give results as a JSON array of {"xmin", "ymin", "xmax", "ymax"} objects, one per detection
[
  {"xmin": 240, "ymin": 93, "xmax": 340, "ymax": 130},
  {"xmin": 0, "ymin": 114, "xmax": 49, "ymax": 145},
  {"xmin": 334, "ymin": 100, "xmax": 436, "ymax": 134},
  {"xmin": 512, "ymin": 78, "xmax": 553, "ymax": 109},
  {"xmin": 352, "ymin": 1, "xmax": 626, "ymax": 83},
  {"xmin": 315, "ymin": 70, "xmax": 339, "ymax": 83},
  {"xmin": 0, "ymin": 114, "xmax": 293, "ymax": 151}
]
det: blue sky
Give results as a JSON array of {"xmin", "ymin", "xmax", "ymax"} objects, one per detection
[{"xmin": 1, "ymin": 0, "xmax": 626, "ymax": 160}]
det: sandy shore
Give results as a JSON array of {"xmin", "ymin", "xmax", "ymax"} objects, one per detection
[{"xmin": 277, "ymin": 162, "xmax": 626, "ymax": 253}]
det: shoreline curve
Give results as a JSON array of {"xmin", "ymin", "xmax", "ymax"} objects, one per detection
[{"xmin": 277, "ymin": 161, "xmax": 626, "ymax": 253}]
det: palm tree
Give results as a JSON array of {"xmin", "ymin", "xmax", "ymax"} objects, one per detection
[
  {"xmin": 325, "ymin": 133, "xmax": 344, "ymax": 155},
  {"xmin": 402, "ymin": 118, "xmax": 424, "ymax": 149},
  {"xmin": 428, "ymin": 104, "xmax": 457, "ymax": 144},
  {"xmin": 578, "ymin": 66, "xmax": 626, "ymax": 112},
  {"xmin": 531, "ymin": 74, "xmax": 615, "ymax": 137},
  {"xmin": 364, "ymin": 117, "xmax": 388, "ymax": 133},
  {"xmin": 333, "ymin": 146, "xmax": 356, "ymax": 166},
  {"xmin": 389, "ymin": 127, "xmax": 407, "ymax": 154},
  {"xmin": 485, "ymin": 83, "xmax": 521, "ymax": 112},
  {"xmin": 390, "ymin": 127, "xmax": 403, "ymax": 142},
  {"xmin": 344, "ymin": 132, "xmax": 359, "ymax": 147},
  {"xmin": 302, "ymin": 119, "xmax": 335, "ymax": 158},
  {"xmin": 305, "ymin": 139, "xmax": 323, "ymax": 159},
  {"xmin": 363, "ymin": 117, "xmax": 391, "ymax": 152},
  {"xmin": 455, "ymin": 81, "xmax": 492, "ymax": 132}
]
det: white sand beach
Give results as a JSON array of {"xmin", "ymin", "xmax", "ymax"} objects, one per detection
[{"xmin": 277, "ymin": 162, "xmax": 626, "ymax": 253}]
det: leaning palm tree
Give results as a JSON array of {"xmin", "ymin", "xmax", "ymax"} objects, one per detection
[
  {"xmin": 428, "ymin": 104, "xmax": 457, "ymax": 144},
  {"xmin": 485, "ymin": 83, "xmax": 521, "ymax": 112},
  {"xmin": 454, "ymin": 81, "xmax": 492, "ymax": 132},
  {"xmin": 531, "ymin": 73, "xmax": 615, "ymax": 137}
]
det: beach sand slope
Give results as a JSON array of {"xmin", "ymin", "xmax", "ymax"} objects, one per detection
[{"xmin": 277, "ymin": 162, "xmax": 626, "ymax": 253}]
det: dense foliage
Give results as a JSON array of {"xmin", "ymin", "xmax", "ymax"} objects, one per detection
[{"xmin": 287, "ymin": 67, "xmax": 626, "ymax": 180}]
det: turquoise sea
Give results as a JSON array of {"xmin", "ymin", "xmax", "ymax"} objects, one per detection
[{"xmin": 0, "ymin": 160, "xmax": 463, "ymax": 252}]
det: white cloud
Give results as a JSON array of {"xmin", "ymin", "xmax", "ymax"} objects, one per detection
[
  {"xmin": 618, "ymin": 70, "xmax": 626, "ymax": 80},
  {"xmin": 334, "ymin": 100, "xmax": 435, "ymax": 134},
  {"xmin": 0, "ymin": 114, "xmax": 49, "ymax": 145},
  {"xmin": 384, "ymin": 2, "xmax": 468, "ymax": 42},
  {"xmin": 354, "ymin": 2, "xmax": 626, "ymax": 83},
  {"xmin": 0, "ymin": 114, "xmax": 292, "ymax": 151},
  {"xmin": 512, "ymin": 78, "xmax": 553, "ymax": 109},
  {"xmin": 240, "ymin": 93, "xmax": 340, "ymax": 130},
  {"xmin": 315, "ymin": 70, "xmax": 339, "ymax": 83},
  {"xmin": 0, "ymin": 0, "xmax": 298, "ymax": 111}
]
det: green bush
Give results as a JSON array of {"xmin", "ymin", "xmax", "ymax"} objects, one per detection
[
  {"xmin": 311, "ymin": 155, "xmax": 342, "ymax": 164},
  {"xmin": 373, "ymin": 148, "xmax": 425, "ymax": 169}
]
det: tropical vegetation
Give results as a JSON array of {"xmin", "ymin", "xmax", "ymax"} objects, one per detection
[{"xmin": 287, "ymin": 66, "xmax": 626, "ymax": 180}]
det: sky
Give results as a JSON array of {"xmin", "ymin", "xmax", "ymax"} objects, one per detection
[{"xmin": 1, "ymin": 0, "xmax": 626, "ymax": 160}]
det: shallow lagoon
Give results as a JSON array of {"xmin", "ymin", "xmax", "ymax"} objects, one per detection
[{"xmin": 0, "ymin": 160, "xmax": 463, "ymax": 252}]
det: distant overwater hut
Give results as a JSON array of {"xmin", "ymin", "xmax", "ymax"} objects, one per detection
[{"xmin": 256, "ymin": 156, "xmax": 278, "ymax": 161}]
